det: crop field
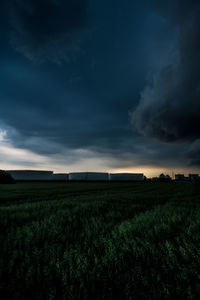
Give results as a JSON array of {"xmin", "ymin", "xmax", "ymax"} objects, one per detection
[{"xmin": 0, "ymin": 182, "xmax": 200, "ymax": 299}]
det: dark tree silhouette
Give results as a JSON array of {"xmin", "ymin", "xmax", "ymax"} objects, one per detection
[
  {"xmin": 159, "ymin": 173, "xmax": 171, "ymax": 182},
  {"xmin": 0, "ymin": 170, "xmax": 15, "ymax": 184}
]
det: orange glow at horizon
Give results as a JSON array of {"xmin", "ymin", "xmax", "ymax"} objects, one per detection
[
  {"xmin": 109, "ymin": 166, "xmax": 200, "ymax": 178},
  {"xmin": 0, "ymin": 130, "xmax": 199, "ymax": 178}
]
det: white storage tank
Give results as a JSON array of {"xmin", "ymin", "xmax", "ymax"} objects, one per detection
[
  {"xmin": 52, "ymin": 173, "xmax": 69, "ymax": 181},
  {"xmin": 109, "ymin": 173, "xmax": 144, "ymax": 181},
  {"xmin": 69, "ymin": 172, "xmax": 109, "ymax": 181},
  {"xmin": 7, "ymin": 170, "xmax": 53, "ymax": 181}
]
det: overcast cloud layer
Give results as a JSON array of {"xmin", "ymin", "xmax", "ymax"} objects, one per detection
[
  {"xmin": 9, "ymin": 0, "xmax": 88, "ymax": 63},
  {"xmin": 0, "ymin": 0, "xmax": 199, "ymax": 173}
]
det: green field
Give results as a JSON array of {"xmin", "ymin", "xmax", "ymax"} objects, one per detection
[{"xmin": 1, "ymin": 182, "xmax": 200, "ymax": 299}]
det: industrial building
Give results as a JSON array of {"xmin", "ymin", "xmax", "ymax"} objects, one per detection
[
  {"xmin": 175, "ymin": 174, "xmax": 185, "ymax": 181},
  {"xmin": 52, "ymin": 173, "xmax": 69, "ymax": 181},
  {"xmin": 7, "ymin": 170, "xmax": 53, "ymax": 181},
  {"xmin": 69, "ymin": 172, "xmax": 109, "ymax": 181},
  {"xmin": 189, "ymin": 174, "xmax": 199, "ymax": 181},
  {"xmin": 109, "ymin": 173, "xmax": 144, "ymax": 181},
  {"xmin": 175, "ymin": 174, "xmax": 199, "ymax": 181}
]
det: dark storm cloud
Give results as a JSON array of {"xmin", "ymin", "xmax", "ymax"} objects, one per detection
[
  {"xmin": 0, "ymin": 60, "xmax": 133, "ymax": 155},
  {"xmin": 9, "ymin": 0, "xmax": 88, "ymax": 62},
  {"xmin": 0, "ymin": 0, "xmax": 143, "ymax": 158},
  {"xmin": 1, "ymin": 0, "xmax": 198, "ymax": 171},
  {"xmin": 185, "ymin": 140, "xmax": 200, "ymax": 166},
  {"xmin": 132, "ymin": 0, "xmax": 200, "ymax": 144}
]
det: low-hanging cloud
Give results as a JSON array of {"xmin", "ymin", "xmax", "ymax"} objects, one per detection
[
  {"xmin": 185, "ymin": 140, "xmax": 200, "ymax": 166},
  {"xmin": 9, "ymin": 0, "xmax": 88, "ymax": 63},
  {"xmin": 132, "ymin": 0, "xmax": 200, "ymax": 144}
]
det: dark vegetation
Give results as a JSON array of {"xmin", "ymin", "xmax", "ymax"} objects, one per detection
[
  {"xmin": 0, "ymin": 170, "xmax": 14, "ymax": 184},
  {"xmin": 0, "ymin": 182, "xmax": 200, "ymax": 299}
]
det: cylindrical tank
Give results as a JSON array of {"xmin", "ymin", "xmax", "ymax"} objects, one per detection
[
  {"xmin": 52, "ymin": 173, "xmax": 69, "ymax": 181},
  {"xmin": 109, "ymin": 173, "xmax": 144, "ymax": 181},
  {"xmin": 7, "ymin": 170, "xmax": 53, "ymax": 181},
  {"xmin": 69, "ymin": 172, "xmax": 109, "ymax": 181}
]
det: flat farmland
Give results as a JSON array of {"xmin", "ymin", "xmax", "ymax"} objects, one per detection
[{"xmin": 0, "ymin": 182, "xmax": 200, "ymax": 299}]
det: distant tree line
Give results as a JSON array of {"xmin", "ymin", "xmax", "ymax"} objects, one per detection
[{"xmin": 0, "ymin": 170, "xmax": 15, "ymax": 184}]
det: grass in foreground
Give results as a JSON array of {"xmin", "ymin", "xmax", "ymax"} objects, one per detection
[{"xmin": 0, "ymin": 182, "xmax": 200, "ymax": 299}]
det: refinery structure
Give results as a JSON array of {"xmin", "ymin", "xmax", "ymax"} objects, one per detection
[
  {"xmin": 7, "ymin": 170, "xmax": 145, "ymax": 182},
  {"xmin": 4, "ymin": 170, "xmax": 200, "ymax": 182}
]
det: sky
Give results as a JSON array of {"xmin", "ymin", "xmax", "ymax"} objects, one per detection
[{"xmin": 0, "ymin": 0, "xmax": 200, "ymax": 177}]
